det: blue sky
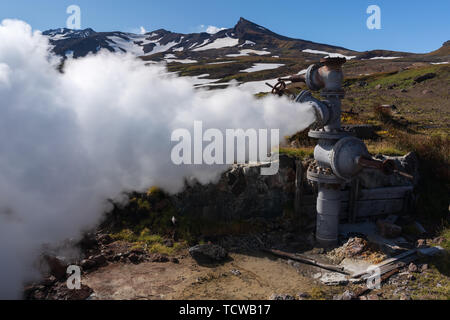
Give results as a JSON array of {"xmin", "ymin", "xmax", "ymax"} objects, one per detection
[{"xmin": 1, "ymin": 0, "xmax": 449, "ymax": 53}]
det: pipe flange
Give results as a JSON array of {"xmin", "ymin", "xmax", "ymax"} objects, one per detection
[
  {"xmin": 305, "ymin": 63, "xmax": 322, "ymax": 91},
  {"xmin": 320, "ymin": 90, "xmax": 345, "ymax": 98},
  {"xmin": 330, "ymin": 136, "xmax": 370, "ymax": 181},
  {"xmin": 308, "ymin": 129, "xmax": 350, "ymax": 140},
  {"xmin": 295, "ymin": 90, "xmax": 311, "ymax": 103},
  {"xmin": 296, "ymin": 90, "xmax": 331, "ymax": 129},
  {"xmin": 307, "ymin": 169, "xmax": 342, "ymax": 184}
]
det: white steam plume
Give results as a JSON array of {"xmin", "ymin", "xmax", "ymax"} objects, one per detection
[{"xmin": 0, "ymin": 19, "xmax": 316, "ymax": 298}]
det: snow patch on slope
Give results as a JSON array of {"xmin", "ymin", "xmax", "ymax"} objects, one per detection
[
  {"xmin": 226, "ymin": 49, "xmax": 271, "ymax": 57},
  {"xmin": 148, "ymin": 40, "xmax": 181, "ymax": 55},
  {"xmin": 193, "ymin": 36, "xmax": 239, "ymax": 51},
  {"xmin": 369, "ymin": 56, "xmax": 402, "ymax": 60},
  {"xmin": 238, "ymin": 78, "xmax": 277, "ymax": 94},
  {"xmin": 302, "ymin": 49, "xmax": 356, "ymax": 60},
  {"xmin": 107, "ymin": 36, "xmax": 145, "ymax": 56},
  {"xmin": 239, "ymin": 40, "xmax": 256, "ymax": 47},
  {"xmin": 240, "ymin": 63, "xmax": 284, "ymax": 73}
]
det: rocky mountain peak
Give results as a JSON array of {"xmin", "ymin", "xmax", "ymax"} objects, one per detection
[{"xmin": 233, "ymin": 17, "xmax": 291, "ymax": 42}]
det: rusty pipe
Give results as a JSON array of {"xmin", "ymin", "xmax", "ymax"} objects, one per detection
[
  {"xmin": 278, "ymin": 74, "xmax": 306, "ymax": 83},
  {"xmin": 357, "ymin": 157, "xmax": 414, "ymax": 180},
  {"xmin": 305, "ymin": 57, "xmax": 346, "ymax": 92},
  {"xmin": 357, "ymin": 157, "xmax": 395, "ymax": 174}
]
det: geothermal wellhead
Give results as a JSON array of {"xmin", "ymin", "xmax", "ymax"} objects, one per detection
[{"xmin": 288, "ymin": 57, "xmax": 397, "ymax": 247}]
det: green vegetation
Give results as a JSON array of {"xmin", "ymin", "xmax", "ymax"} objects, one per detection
[
  {"xmin": 279, "ymin": 147, "xmax": 314, "ymax": 159},
  {"xmin": 408, "ymin": 266, "xmax": 450, "ymax": 300},
  {"xmin": 368, "ymin": 65, "xmax": 444, "ymax": 90},
  {"xmin": 110, "ymin": 227, "xmax": 187, "ymax": 255},
  {"xmin": 440, "ymin": 228, "xmax": 450, "ymax": 251},
  {"xmin": 103, "ymin": 183, "xmax": 268, "ymax": 247}
]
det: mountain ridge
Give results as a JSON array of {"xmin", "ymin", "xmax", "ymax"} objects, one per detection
[
  {"xmin": 42, "ymin": 17, "xmax": 449, "ymax": 94},
  {"xmin": 43, "ymin": 17, "xmax": 449, "ymax": 60},
  {"xmin": 40, "ymin": 17, "xmax": 370, "ymax": 59}
]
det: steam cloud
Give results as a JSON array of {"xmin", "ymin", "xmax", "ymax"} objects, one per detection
[{"xmin": 0, "ymin": 19, "xmax": 316, "ymax": 298}]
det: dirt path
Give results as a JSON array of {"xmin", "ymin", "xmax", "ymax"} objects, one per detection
[{"xmin": 83, "ymin": 252, "xmax": 321, "ymax": 300}]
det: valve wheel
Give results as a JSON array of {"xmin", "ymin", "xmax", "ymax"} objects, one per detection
[{"xmin": 272, "ymin": 80, "xmax": 286, "ymax": 96}]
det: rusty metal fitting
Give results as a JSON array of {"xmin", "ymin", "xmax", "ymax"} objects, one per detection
[{"xmin": 304, "ymin": 57, "xmax": 346, "ymax": 92}]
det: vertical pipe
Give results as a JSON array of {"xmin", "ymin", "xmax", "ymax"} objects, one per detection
[
  {"xmin": 324, "ymin": 96, "xmax": 341, "ymax": 131},
  {"xmin": 316, "ymin": 184, "xmax": 341, "ymax": 247}
]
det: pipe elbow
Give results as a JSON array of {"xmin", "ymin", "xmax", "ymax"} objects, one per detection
[
  {"xmin": 305, "ymin": 62, "xmax": 344, "ymax": 92},
  {"xmin": 295, "ymin": 90, "xmax": 330, "ymax": 127}
]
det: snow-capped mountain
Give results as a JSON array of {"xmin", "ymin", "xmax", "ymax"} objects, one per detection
[
  {"xmin": 44, "ymin": 18, "xmax": 366, "ymax": 60},
  {"xmin": 43, "ymin": 18, "xmax": 448, "ymax": 94}
]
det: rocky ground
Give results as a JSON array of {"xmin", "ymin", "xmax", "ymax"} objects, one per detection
[{"xmin": 24, "ymin": 215, "xmax": 449, "ymax": 300}]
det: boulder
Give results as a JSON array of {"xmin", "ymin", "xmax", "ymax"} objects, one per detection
[
  {"xmin": 377, "ymin": 219, "xmax": 402, "ymax": 238},
  {"xmin": 128, "ymin": 253, "xmax": 142, "ymax": 264},
  {"xmin": 358, "ymin": 81, "xmax": 368, "ymax": 87},
  {"xmin": 92, "ymin": 254, "xmax": 107, "ymax": 266},
  {"xmin": 269, "ymin": 294, "xmax": 296, "ymax": 300},
  {"xmin": 414, "ymin": 73, "xmax": 436, "ymax": 83},
  {"xmin": 97, "ymin": 234, "xmax": 113, "ymax": 245},
  {"xmin": 163, "ymin": 239, "xmax": 174, "ymax": 247},
  {"xmin": 149, "ymin": 253, "xmax": 169, "ymax": 263},
  {"xmin": 44, "ymin": 256, "xmax": 68, "ymax": 280},
  {"xmin": 334, "ymin": 290, "xmax": 354, "ymax": 300},
  {"xmin": 320, "ymin": 273, "xmax": 349, "ymax": 286},
  {"xmin": 80, "ymin": 259, "xmax": 96, "ymax": 271},
  {"xmin": 47, "ymin": 283, "xmax": 94, "ymax": 300},
  {"xmin": 297, "ymin": 292, "xmax": 310, "ymax": 300},
  {"xmin": 41, "ymin": 276, "xmax": 57, "ymax": 287},
  {"xmin": 189, "ymin": 244, "xmax": 228, "ymax": 263},
  {"xmin": 230, "ymin": 269, "xmax": 241, "ymax": 276},
  {"xmin": 77, "ymin": 232, "xmax": 98, "ymax": 251},
  {"xmin": 408, "ymin": 263, "xmax": 418, "ymax": 273}
]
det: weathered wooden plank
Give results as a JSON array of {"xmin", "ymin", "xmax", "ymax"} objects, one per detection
[
  {"xmin": 355, "ymin": 199, "xmax": 404, "ymax": 217},
  {"xmin": 302, "ymin": 186, "xmax": 413, "ymax": 206},
  {"xmin": 301, "ymin": 198, "xmax": 405, "ymax": 219},
  {"xmin": 358, "ymin": 186, "xmax": 413, "ymax": 201},
  {"xmin": 263, "ymin": 248, "xmax": 350, "ymax": 275},
  {"xmin": 294, "ymin": 160, "xmax": 303, "ymax": 218}
]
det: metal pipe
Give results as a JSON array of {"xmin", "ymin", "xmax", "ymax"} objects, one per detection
[{"xmin": 316, "ymin": 185, "xmax": 342, "ymax": 246}]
